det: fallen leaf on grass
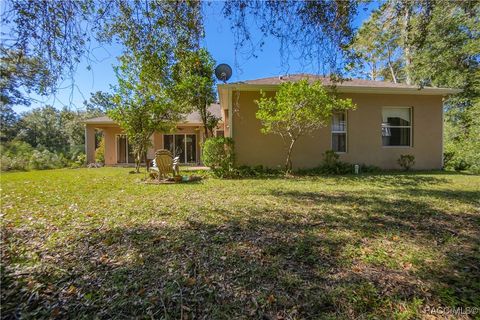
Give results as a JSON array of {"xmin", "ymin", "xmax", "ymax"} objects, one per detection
[
  {"xmin": 66, "ymin": 285, "xmax": 77, "ymax": 295},
  {"xmin": 267, "ymin": 294, "xmax": 276, "ymax": 304},
  {"xmin": 186, "ymin": 277, "xmax": 196, "ymax": 286}
]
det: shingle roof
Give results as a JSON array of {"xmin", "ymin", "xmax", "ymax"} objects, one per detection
[
  {"xmin": 185, "ymin": 103, "xmax": 222, "ymax": 123},
  {"xmin": 222, "ymin": 73, "xmax": 461, "ymax": 95},
  {"xmin": 84, "ymin": 103, "xmax": 222, "ymax": 125},
  {"xmin": 233, "ymin": 74, "xmax": 419, "ymax": 88}
]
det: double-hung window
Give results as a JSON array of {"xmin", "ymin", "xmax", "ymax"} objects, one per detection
[
  {"xmin": 331, "ymin": 112, "xmax": 347, "ymax": 152},
  {"xmin": 382, "ymin": 107, "xmax": 412, "ymax": 147}
]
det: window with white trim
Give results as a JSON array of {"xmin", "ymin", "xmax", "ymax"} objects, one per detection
[
  {"xmin": 382, "ymin": 107, "xmax": 412, "ymax": 147},
  {"xmin": 331, "ymin": 112, "xmax": 347, "ymax": 152}
]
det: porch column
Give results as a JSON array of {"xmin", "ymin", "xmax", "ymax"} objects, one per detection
[{"xmin": 85, "ymin": 125, "xmax": 96, "ymax": 164}]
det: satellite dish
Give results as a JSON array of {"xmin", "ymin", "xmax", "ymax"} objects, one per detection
[{"xmin": 215, "ymin": 64, "xmax": 232, "ymax": 83}]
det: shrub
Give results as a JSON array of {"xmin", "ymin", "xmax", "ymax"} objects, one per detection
[
  {"xmin": 318, "ymin": 150, "xmax": 353, "ymax": 174},
  {"xmin": 359, "ymin": 164, "xmax": 382, "ymax": 173},
  {"xmin": 0, "ymin": 141, "xmax": 34, "ymax": 171},
  {"xmin": 236, "ymin": 165, "xmax": 282, "ymax": 177},
  {"xmin": 397, "ymin": 154, "xmax": 415, "ymax": 171},
  {"xmin": 95, "ymin": 137, "xmax": 105, "ymax": 163},
  {"xmin": 2, "ymin": 156, "xmax": 30, "ymax": 171},
  {"xmin": 29, "ymin": 150, "xmax": 66, "ymax": 170},
  {"xmin": 202, "ymin": 137, "xmax": 235, "ymax": 178},
  {"xmin": 74, "ymin": 153, "xmax": 87, "ymax": 167},
  {"xmin": 296, "ymin": 150, "xmax": 352, "ymax": 175}
]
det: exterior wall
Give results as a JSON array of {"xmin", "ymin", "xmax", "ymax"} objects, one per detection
[
  {"xmin": 101, "ymin": 126, "xmax": 124, "ymax": 165},
  {"xmin": 232, "ymin": 90, "xmax": 444, "ymax": 170}
]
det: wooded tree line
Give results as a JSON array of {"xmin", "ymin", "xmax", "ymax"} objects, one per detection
[
  {"xmin": 0, "ymin": 92, "xmax": 109, "ymax": 171},
  {"xmin": 1, "ymin": 0, "xmax": 478, "ymax": 172}
]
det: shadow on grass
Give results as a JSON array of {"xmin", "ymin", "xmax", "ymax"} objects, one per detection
[
  {"xmin": 2, "ymin": 183, "xmax": 479, "ymax": 319},
  {"xmin": 227, "ymin": 172, "xmax": 452, "ymax": 188}
]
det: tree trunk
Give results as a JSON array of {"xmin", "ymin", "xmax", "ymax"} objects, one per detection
[
  {"xmin": 402, "ymin": 4, "xmax": 413, "ymax": 85},
  {"xmin": 388, "ymin": 61, "xmax": 397, "ymax": 83},
  {"xmin": 135, "ymin": 154, "xmax": 141, "ymax": 173},
  {"xmin": 284, "ymin": 139, "xmax": 296, "ymax": 174},
  {"xmin": 386, "ymin": 44, "xmax": 398, "ymax": 83},
  {"xmin": 144, "ymin": 151, "xmax": 149, "ymax": 171}
]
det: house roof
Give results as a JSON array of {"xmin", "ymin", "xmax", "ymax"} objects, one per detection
[
  {"xmin": 84, "ymin": 103, "xmax": 222, "ymax": 125},
  {"xmin": 219, "ymin": 73, "xmax": 461, "ymax": 95},
  {"xmin": 185, "ymin": 103, "xmax": 222, "ymax": 123}
]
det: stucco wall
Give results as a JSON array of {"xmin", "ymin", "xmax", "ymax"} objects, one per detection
[{"xmin": 232, "ymin": 90, "xmax": 444, "ymax": 170}]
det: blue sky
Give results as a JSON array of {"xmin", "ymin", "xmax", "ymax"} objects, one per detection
[{"xmin": 17, "ymin": 2, "xmax": 378, "ymax": 113}]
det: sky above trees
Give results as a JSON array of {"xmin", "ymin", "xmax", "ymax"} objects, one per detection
[{"xmin": 12, "ymin": 1, "xmax": 378, "ymax": 113}]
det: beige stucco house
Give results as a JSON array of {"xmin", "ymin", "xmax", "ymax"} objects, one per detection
[{"xmin": 85, "ymin": 74, "xmax": 460, "ymax": 169}]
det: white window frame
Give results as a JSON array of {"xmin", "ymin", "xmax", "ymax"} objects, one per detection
[
  {"xmin": 331, "ymin": 111, "xmax": 348, "ymax": 153},
  {"xmin": 115, "ymin": 134, "xmax": 130, "ymax": 164},
  {"xmin": 381, "ymin": 106, "xmax": 413, "ymax": 148},
  {"xmin": 163, "ymin": 133, "xmax": 197, "ymax": 164}
]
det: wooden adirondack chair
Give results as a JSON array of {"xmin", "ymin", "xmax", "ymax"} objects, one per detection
[{"xmin": 149, "ymin": 149, "xmax": 180, "ymax": 180}]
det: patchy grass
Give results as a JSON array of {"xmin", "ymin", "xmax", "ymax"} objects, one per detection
[{"xmin": 1, "ymin": 168, "xmax": 479, "ymax": 319}]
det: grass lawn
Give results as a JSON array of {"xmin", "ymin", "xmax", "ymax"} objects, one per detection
[{"xmin": 1, "ymin": 168, "xmax": 479, "ymax": 319}]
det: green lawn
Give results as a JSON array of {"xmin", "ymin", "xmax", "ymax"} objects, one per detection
[{"xmin": 1, "ymin": 168, "xmax": 479, "ymax": 319}]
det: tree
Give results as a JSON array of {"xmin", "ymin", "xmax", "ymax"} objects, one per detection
[
  {"xmin": 0, "ymin": 49, "xmax": 53, "ymax": 106},
  {"xmin": 173, "ymin": 49, "xmax": 218, "ymax": 138},
  {"xmin": 256, "ymin": 80, "xmax": 355, "ymax": 173},
  {"xmin": 0, "ymin": 105, "xmax": 19, "ymax": 143},
  {"xmin": 1, "ymin": 0, "xmax": 203, "ymax": 106},
  {"xmin": 83, "ymin": 91, "xmax": 115, "ymax": 113},
  {"xmin": 348, "ymin": 4, "xmax": 404, "ymax": 83},
  {"xmin": 16, "ymin": 106, "xmax": 68, "ymax": 152},
  {"xmin": 108, "ymin": 51, "xmax": 185, "ymax": 173},
  {"xmin": 61, "ymin": 107, "xmax": 104, "ymax": 150},
  {"xmin": 1, "ymin": 1, "xmax": 98, "ymax": 101}
]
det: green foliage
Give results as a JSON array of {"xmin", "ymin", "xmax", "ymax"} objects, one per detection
[
  {"xmin": 348, "ymin": 4, "xmax": 403, "ymax": 82},
  {"xmin": 0, "ymin": 105, "xmax": 97, "ymax": 171},
  {"xmin": 0, "ymin": 141, "xmax": 33, "ymax": 171},
  {"xmin": 398, "ymin": 154, "xmax": 415, "ymax": 171},
  {"xmin": 256, "ymin": 80, "xmax": 355, "ymax": 172},
  {"xmin": 74, "ymin": 153, "xmax": 87, "ymax": 167},
  {"xmin": 235, "ymin": 165, "xmax": 282, "ymax": 177},
  {"xmin": 0, "ymin": 105, "xmax": 19, "ymax": 142},
  {"xmin": 444, "ymin": 99, "xmax": 480, "ymax": 174},
  {"xmin": 83, "ymin": 91, "xmax": 115, "ymax": 113},
  {"xmin": 359, "ymin": 164, "xmax": 382, "ymax": 173},
  {"xmin": 95, "ymin": 137, "xmax": 105, "ymax": 163},
  {"xmin": 28, "ymin": 150, "xmax": 68, "ymax": 170},
  {"xmin": 0, "ymin": 49, "xmax": 54, "ymax": 106},
  {"xmin": 109, "ymin": 50, "xmax": 185, "ymax": 173},
  {"xmin": 202, "ymin": 137, "xmax": 235, "ymax": 178},
  {"xmin": 173, "ymin": 48, "xmax": 218, "ymax": 137},
  {"xmin": 16, "ymin": 106, "xmax": 68, "ymax": 152},
  {"xmin": 0, "ymin": 141, "xmax": 76, "ymax": 171},
  {"xmin": 300, "ymin": 150, "xmax": 353, "ymax": 175}
]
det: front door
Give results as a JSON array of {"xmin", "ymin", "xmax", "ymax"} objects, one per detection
[{"xmin": 163, "ymin": 134, "xmax": 197, "ymax": 163}]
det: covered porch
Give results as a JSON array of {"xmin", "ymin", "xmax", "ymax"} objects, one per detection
[
  {"xmin": 84, "ymin": 103, "xmax": 227, "ymax": 165},
  {"xmin": 85, "ymin": 123, "xmax": 206, "ymax": 166}
]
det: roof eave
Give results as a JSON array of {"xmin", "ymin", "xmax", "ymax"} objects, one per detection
[{"xmin": 217, "ymin": 83, "xmax": 462, "ymax": 96}]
